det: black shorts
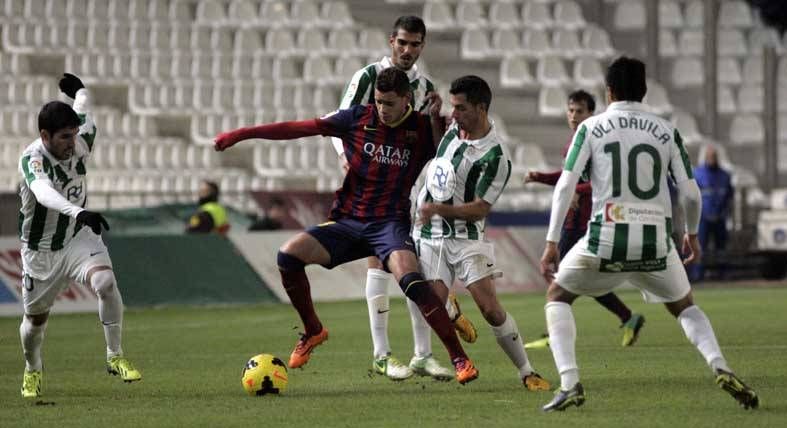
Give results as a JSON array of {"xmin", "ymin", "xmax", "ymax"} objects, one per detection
[{"xmin": 306, "ymin": 218, "xmax": 415, "ymax": 270}]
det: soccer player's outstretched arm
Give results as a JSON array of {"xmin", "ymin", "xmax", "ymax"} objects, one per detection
[{"xmin": 214, "ymin": 118, "xmax": 344, "ymax": 151}]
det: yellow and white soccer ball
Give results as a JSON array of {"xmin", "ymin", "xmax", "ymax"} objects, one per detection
[{"xmin": 241, "ymin": 354, "xmax": 288, "ymax": 396}]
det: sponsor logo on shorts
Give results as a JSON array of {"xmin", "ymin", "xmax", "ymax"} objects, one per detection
[
  {"xmin": 89, "ymin": 251, "xmax": 103, "ymax": 257},
  {"xmin": 599, "ymin": 258, "xmax": 667, "ymax": 272}
]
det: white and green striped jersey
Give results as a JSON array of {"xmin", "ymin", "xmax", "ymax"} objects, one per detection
[
  {"xmin": 18, "ymin": 91, "xmax": 97, "ymax": 252},
  {"xmin": 339, "ymin": 56, "xmax": 436, "ymax": 112},
  {"xmin": 563, "ymin": 101, "xmax": 694, "ymax": 271},
  {"xmin": 332, "ymin": 56, "xmax": 436, "ymax": 153},
  {"xmin": 413, "ymin": 121, "xmax": 512, "ymax": 240}
]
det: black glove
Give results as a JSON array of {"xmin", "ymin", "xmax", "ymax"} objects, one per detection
[
  {"xmin": 76, "ymin": 210, "xmax": 110, "ymax": 235},
  {"xmin": 58, "ymin": 73, "xmax": 85, "ymax": 98}
]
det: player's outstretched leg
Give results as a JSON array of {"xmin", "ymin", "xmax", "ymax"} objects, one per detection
[
  {"xmin": 400, "ymin": 272, "xmax": 477, "ymax": 384},
  {"xmin": 278, "ymin": 251, "xmax": 326, "ymax": 368},
  {"xmin": 675, "ymin": 303, "xmax": 758, "ymax": 409}
]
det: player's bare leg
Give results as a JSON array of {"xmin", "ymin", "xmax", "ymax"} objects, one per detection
[
  {"xmin": 466, "ymin": 277, "xmax": 549, "ymax": 391},
  {"xmin": 278, "ymin": 232, "xmax": 331, "ymax": 368}
]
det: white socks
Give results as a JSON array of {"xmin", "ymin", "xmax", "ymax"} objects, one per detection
[
  {"xmin": 365, "ymin": 268, "xmax": 433, "ymax": 359},
  {"xmin": 406, "ymin": 297, "xmax": 432, "ymax": 358},
  {"xmin": 678, "ymin": 305, "xmax": 731, "ymax": 373},
  {"xmin": 545, "ymin": 301, "xmax": 579, "ymax": 390},
  {"xmin": 490, "ymin": 312, "xmax": 534, "ymax": 378},
  {"xmin": 20, "ymin": 317, "xmax": 46, "ymax": 371},
  {"xmin": 91, "ymin": 270, "xmax": 124, "ymax": 358},
  {"xmin": 365, "ymin": 268, "xmax": 391, "ymax": 359}
]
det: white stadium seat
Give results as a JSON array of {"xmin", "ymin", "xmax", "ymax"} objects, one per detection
[
  {"xmin": 488, "ymin": 1, "xmax": 520, "ymax": 29},
  {"xmin": 573, "ymin": 56, "xmax": 604, "ymax": 87},
  {"xmin": 659, "ymin": 0, "xmax": 684, "ymax": 28},
  {"xmin": 500, "ymin": 57, "xmax": 535, "ymax": 88},
  {"xmin": 719, "ymin": 0, "xmax": 753, "ymax": 29},
  {"xmin": 536, "ymin": 56, "xmax": 570, "ymax": 87},
  {"xmin": 522, "ymin": 2, "xmax": 553, "ymax": 30},
  {"xmin": 717, "ymin": 84, "xmax": 737, "ymax": 114},
  {"xmin": 460, "ymin": 29, "xmax": 490, "ymax": 60},
  {"xmin": 553, "ymin": 1, "xmax": 586, "ymax": 30},
  {"xmin": 718, "ymin": 29, "xmax": 748, "ymax": 57},
  {"xmin": 455, "ymin": 1, "xmax": 486, "ymax": 29},
  {"xmin": 614, "ymin": 1, "xmax": 645, "ymax": 30},
  {"xmin": 539, "ymin": 87, "xmax": 568, "ymax": 117},
  {"xmin": 671, "ymin": 57, "xmax": 703, "ymax": 88},
  {"xmin": 717, "ymin": 57, "xmax": 742, "ymax": 85},
  {"xmin": 671, "ymin": 110, "xmax": 702, "ymax": 145},
  {"xmin": 660, "ymin": 29, "xmax": 678, "ymax": 57},
  {"xmin": 423, "ymin": 2, "xmax": 455, "ymax": 32},
  {"xmin": 729, "ymin": 114, "xmax": 763, "ymax": 145},
  {"xmin": 737, "ymin": 84, "xmax": 763, "ymax": 114}
]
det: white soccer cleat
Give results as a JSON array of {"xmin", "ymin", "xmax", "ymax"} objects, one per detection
[
  {"xmin": 372, "ymin": 355, "xmax": 414, "ymax": 381},
  {"xmin": 409, "ymin": 355, "xmax": 453, "ymax": 381}
]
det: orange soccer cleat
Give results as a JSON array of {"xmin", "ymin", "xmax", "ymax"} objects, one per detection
[
  {"xmin": 288, "ymin": 328, "xmax": 329, "ymax": 369},
  {"xmin": 453, "ymin": 357, "xmax": 479, "ymax": 385}
]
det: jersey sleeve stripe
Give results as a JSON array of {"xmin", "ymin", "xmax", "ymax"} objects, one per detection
[
  {"xmin": 476, "ymin": 146, "xmax": 503, "ymax": 198},
  {"xmin": 564, "ymin": 124, "xmax": 587, "ymax": 172},
  {"xmin": 21, "ymin": 155, "xmax": 35, "ymax": 184},
  {"xmin": 674, "ymin": 129, "xmax": 693, "ymax": 179}
]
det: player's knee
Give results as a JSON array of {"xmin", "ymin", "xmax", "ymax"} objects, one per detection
[
  {"xmin": 399, "ymin": 272, "xmax": 429, "ymax": 303},
  {"xmin": 277, "ymin": 251, "xmax": 305, "ymax": 272},
  {"xmin": 90, "ymin": 269, "xmax": 117, "ymax": 299},
  {"xmin": 479, "ymin": 303, "xmax": 505, "ymax": 326}
]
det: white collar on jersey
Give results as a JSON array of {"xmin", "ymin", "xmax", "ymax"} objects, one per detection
[
  {"xmin": 380, "ymin": 56, "xmax": 420, "ymax": 82},
  {"xmin": 606, "ymin": 101, "xmax": 651, "ymax": 113}
]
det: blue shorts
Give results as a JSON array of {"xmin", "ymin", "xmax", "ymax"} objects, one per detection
[{"xmin": 306, "ymin": 218, "xmax": 415, "ymax": 270}]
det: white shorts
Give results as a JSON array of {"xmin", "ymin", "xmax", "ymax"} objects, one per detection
[
  {"xmin": 555, "ymin": 242, "xmax": 690, "ymax": 304},
  {"xmin": 21, "ymin": 227, "xmax": 113, "ymax": 315},
  {"xmin": 416, "ymin": 238, "xmax": 501, "ymax": 288}
]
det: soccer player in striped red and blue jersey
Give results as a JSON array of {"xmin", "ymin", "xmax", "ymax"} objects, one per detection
[{"xmin": 215, "ymin": 67, "xmax": 478, "ymax": 384}]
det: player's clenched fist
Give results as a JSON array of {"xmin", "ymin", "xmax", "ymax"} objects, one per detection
[
  {"xmin": 214, "ymin": 132, "xmax": 239, "ymax": 151},
  {"xmin": 58, "ymin": 73, "xmax": 84, "ymax": 98}
]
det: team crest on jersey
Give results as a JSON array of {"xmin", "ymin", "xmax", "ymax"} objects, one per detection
[{"xmin": 29, "ymin": 160, "xmax": 43, "ymax": 174}]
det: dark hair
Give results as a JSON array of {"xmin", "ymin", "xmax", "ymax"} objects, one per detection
[
  {"xmin": 449, "ymin": 75, "xmax": 492, "ymax": 111},
  {"xmin": 605, "ymin": 56, "xmax": 647, "ymax": 102},
  {"xmin": 567, "ymin": 89, "xmax": 596, "ymax": 113},
  {"xmin": 392, "ymin": 15, "xmax": 426, "ymax": 40},
  {"xmin": 38, "ymin": 101, "xmax": 80, "ymax": 136},
  {"xmin": 203, "ymin": 180, "xmax": 220, "ymax": 199},
  {"xmin": 375, "ymin": 67, "xmax": 411, "ymax": 97}
]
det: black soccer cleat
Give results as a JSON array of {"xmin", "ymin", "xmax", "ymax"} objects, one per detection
[{"xmin": 542, "ymin": 382, "xmax": 585, "ymax": 412}]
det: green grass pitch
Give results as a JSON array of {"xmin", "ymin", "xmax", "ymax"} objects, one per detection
[{"xmin": 1, "ymin": 287, "xmax": 786, "ymax": 427}]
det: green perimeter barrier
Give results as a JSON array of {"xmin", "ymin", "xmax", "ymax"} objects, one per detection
[{"xmin": 104, "ymin": 234, "xmax": 278, "ymax": 307}]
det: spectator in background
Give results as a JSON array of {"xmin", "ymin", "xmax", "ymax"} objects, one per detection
[
  {"xmin": 690, "ymin": 144, "xmax": 733, "ymax": 281},
  {"xmin": 249, "ymin": 196, "xmax": 287, "ymax": 231},
  {"xmin": 186, "ymin": 180, "xmax": 230, "ymax": 234}
]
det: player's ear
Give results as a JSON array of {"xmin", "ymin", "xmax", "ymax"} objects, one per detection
[{"xmin": 39, "ymin": 129, "xmax": 50, "ymax": 143}]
